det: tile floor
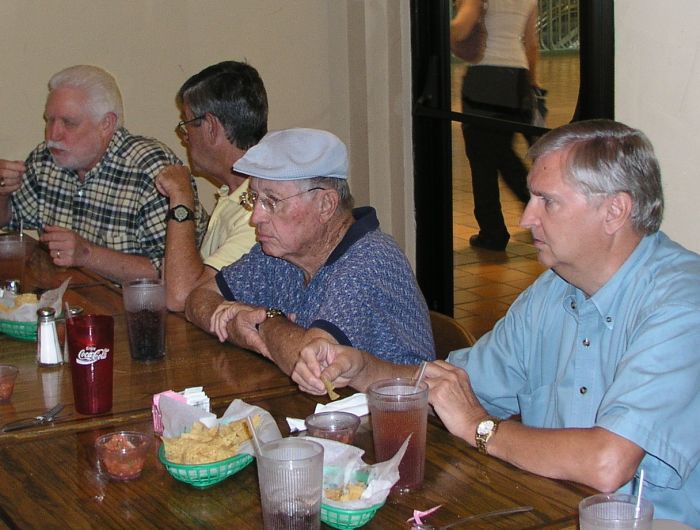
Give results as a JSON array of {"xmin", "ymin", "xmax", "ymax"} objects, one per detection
[{"xmin": 449, "ymin": 53, "xmax": 579, "ymax": 339}]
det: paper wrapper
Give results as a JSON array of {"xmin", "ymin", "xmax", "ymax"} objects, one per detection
[
  {"xmin": 0, "ymin": 278, "xmax": 70, "ymax": 322},
  {"xmin": 307, "ymin": 435, "xmax": 410, "ymax": 510},
  {"xmin": 159, "ymin": 396, "xmax": 282, "ymax": 456}
]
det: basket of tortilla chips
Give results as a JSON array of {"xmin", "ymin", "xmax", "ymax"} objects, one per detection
[
  {"xmin": 321, "ymin": 468, "xmax": 383, "ymax": 529},
  {"xmin": 0, "ymin": 293, "xmax": 39, "ymax": 340},
  {"xmin": 159, "ymin": 417, "xmax": 259, "ymax": 489}
]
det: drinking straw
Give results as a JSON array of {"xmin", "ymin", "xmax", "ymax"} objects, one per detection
[
  {"xmin": 635, "ymin": 469, "xmax": 645, "ymax": 518},
  {"xmin": 414, "ymin": 361, "xmax": 428, "ymax": 390},
  {"xmin": 246, "ymin": 416, "xmax": 262, "ymax": 457},
  {"xmin": 65, "ymin": 302, "xmax": 73, "ymax": 321}
]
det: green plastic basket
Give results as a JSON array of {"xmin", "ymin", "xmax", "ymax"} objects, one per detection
[
  {"xmin": 0, "ymin": 319, "xmax": 37, "ymax": 341},
  {"xmin": 158, "ymin": 444, "xmax": 254, "ymax": 489},
  {"xmin": 321, "ymin": 502, "xmax": 384, "ymax": 530}
]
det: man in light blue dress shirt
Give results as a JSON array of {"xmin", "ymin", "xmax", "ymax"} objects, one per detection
[{"xmin": 292, "ymin": 120, "xmax": 700, "ymax": 526}]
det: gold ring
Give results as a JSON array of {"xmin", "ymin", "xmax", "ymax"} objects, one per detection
[
  {"xmin": 56, "ymin": 250, "xmax": 61, "ymax": 258},
  {"xmin": 0, "ymin": 178, "xmax": 5, "ymax": 187}
]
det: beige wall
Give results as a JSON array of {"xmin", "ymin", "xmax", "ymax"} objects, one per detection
[
  {"xmin": 615, "ymin": 0, "xmax": 700, "ymax": 253},
  {"xmin": 0, "ymin": 0, "xmax": 416, "ymax": 260}
]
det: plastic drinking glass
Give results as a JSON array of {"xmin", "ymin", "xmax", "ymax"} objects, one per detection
[
  {"xmin": 256, "ymin": 438, "xmax": 324, "ymax": 530},
  {"xmin": 0, "ymin": 237, "xmax": 30, "ymax": 284},
  {"xmin": 66, "ymin": 314, "xmax": 114, "ymax": 415},
  {"xmin": 579, "ymin": 493, "xmax": 654, "ymax": 530},
  {"xmin": 367, "ymin": 377, "xmax": 429, "ymax": 492},
  {"xmin": 123, "ymin": 278, "xmax": 166, "ymax": 361}
]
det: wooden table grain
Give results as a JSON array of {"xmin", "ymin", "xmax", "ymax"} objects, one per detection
[{"xmin": 0, "ymin": 393, "xmax": 590, "ymax": 529}]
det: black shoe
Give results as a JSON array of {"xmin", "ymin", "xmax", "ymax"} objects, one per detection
[{"xmin": 469, "ymin": 234, "xmax": 508, "ymax": 251}]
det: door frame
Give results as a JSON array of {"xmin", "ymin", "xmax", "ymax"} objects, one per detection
[{"xmin": 411, "ymin": 0, "xmax": 614, "ymax": 315}]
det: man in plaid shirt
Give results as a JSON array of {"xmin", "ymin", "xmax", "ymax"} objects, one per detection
[{"xmin": 0, "ymin": 65, "xmax": 208, "ymax": 282}]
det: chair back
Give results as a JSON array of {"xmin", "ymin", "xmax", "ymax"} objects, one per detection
[{"xmin": 429, "ymin": 310, "xmax": 476, "ymax": 360}]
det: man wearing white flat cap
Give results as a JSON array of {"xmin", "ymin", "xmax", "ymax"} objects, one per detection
[{"xmin": 185, "ymin": 127, "xmax": 434, "ymax": 375}]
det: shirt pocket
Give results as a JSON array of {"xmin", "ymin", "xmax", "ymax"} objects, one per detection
[{"xmin": 517, "ymin": 383, "xmax": 555, "ymax": 427}]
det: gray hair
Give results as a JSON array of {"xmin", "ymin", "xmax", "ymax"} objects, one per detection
[
  {"xmin": 48, "ymin": 65, "xmax": 124, "ymax": 128},
  {"xmin": 529, "ymin": 119, "xmax": 664, "ymax": 234},
  {"xmin": 298, "ymin": 177, "xmax": 354, "ymax": 212}
]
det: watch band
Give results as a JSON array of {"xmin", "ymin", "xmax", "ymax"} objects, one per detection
[{"xmin": 475, "ymin": 416, "xmax": 501, "ymax": 455}]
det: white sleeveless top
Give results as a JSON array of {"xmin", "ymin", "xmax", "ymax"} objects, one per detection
[{"xmin": 479, "ymin": 0, "xmax": 537, "ymax": 68}]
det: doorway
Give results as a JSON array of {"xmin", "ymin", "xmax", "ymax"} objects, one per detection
[{"xmin": 411, "ymin": 0, "xmax": 614, "ymax": 337}]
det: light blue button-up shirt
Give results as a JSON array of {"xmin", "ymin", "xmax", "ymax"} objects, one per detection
[{"xmin": 449, "ymin": 232, "xmax": 700, "ymax": 526}]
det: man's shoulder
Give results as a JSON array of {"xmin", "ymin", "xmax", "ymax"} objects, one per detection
[{"xmin": 110, "ymin": 128, "xmax": 182, "ymax": 166}]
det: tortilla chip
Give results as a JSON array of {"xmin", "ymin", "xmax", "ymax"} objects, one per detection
[{"xmin": 322, "ymin": 376, "xmax": 340, "ymax": 401}]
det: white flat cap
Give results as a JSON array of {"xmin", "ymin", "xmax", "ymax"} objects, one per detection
[{"xmin": 233, "ymin": 128, "xmax": 348, "ymax": 180}]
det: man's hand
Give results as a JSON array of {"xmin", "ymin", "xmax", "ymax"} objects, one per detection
[
  {"xmin": 423, "ymin": 360, "xmax": 488, "ymax": 444},
  {"xmin": 41, "ymin": 225, "xmax": 93, "ymax": 268},
  {"xmin": 209, "ymin": 301, "xmax": 269, "ymax": 356},
  {"xmin": 155, "ymin": 165, "xmax": 194, "ymax": 204},
  {"xmin": 292, "ymin": 339, "xmax": 369, "ymax": 395},
  {"xmin": 0, "ymin": 159, "xmax": 25, "ymax": 196}
]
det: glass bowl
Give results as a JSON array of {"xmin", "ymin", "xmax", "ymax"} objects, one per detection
[
  {"xmin": 305, "ymin": 411, "xmax": 360, "ymax": 444},
  {"xmin": 0, "ymin": 365, "xmax": 19, "ymax": 402},
  {"xmin": 95, "ymin": 431, "xmax": 151, "ymax": 480}
]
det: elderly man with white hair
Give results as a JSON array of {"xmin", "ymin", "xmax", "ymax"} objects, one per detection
[
  {"xmin": 0, "ymin": 64, "xmax": 208, "ymax": 282},
  {"xmin": 186, "ymin": 127, "xmax": 434, "ymax": 375}
]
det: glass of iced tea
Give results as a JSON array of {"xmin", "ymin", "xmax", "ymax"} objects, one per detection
[
  {"xmin": 122, "ymin": 278, "xmax": 166, "ymax": 362},
  {"xmin": 367, "ymin": 378, "xmax": 429, "ymax": 492}
]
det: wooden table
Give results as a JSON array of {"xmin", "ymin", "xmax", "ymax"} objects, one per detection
[
  {"xmin": 0, "ymin": 241, "xmax": 590, "ymax": 528},
  {"xmin": 0, "ymin": 393, "xmax": 589, "ymax": 529}
]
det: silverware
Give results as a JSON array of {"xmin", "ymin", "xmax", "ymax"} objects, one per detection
[
  {"xmin": 412, "ymin": 505, "xmax": 534, "ymax": 530},
  {"xmin": 1, "ymin": 403, "xmax": 65, "ymax": 433}
]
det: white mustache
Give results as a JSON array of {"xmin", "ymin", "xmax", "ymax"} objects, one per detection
[{"xmin": 46, "ymin": 141, "xmax": 67, "ymax": 151}]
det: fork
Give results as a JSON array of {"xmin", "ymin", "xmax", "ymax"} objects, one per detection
[{"xmin": 1, "ymin": 403, "xmax": 65, "ymax": 433}]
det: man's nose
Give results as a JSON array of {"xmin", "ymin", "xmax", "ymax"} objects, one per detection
[
  {"xmin": 519, "ymin": 197, "xmax": 536, "ymax": 229},
  {"xmin": 45, "ymin": 121, "xmax": 63, "ymax": 142}
]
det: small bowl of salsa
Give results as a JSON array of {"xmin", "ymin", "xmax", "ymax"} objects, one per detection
[
  {"xmin": 95, "ymin": 431, "xmax": 151, "ymax": 480},
  {"xmin": 0, "ymin": 365, "xmax": 19, "ymax": 402},
  {"xmin": 305, "ymin": 411, "xmax": 360, "ymax": 444}
]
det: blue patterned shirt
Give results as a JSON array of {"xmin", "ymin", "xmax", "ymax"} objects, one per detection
[
  {"xmin": 216, "ymin": 207, "xmax": 434, "ymax": 365},
  {"xmin": 9, "ymin": 128, "xmax": 209, "ymax": 270},
  {"xmin": 448, "ymin": 232, "xmax": 700, "ymax": 526}
]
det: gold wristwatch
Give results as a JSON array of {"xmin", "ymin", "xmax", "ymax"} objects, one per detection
[
  {"xmin": 265, "ymin": 308, "xmax": 286, "ymax": 320},
  {"xmin": 475, "ymin": 416, "xmax": 501, "ymax": 455}
]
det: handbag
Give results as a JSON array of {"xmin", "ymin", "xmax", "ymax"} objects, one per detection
[
  {"xmin": 531, "ymin": 86, "xmax": 548, "ymax": 127},
  {"xmin": 451, "ymin": 0, "xmax": 488, "ymax": 64}
]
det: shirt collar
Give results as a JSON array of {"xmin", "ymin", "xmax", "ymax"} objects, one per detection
[
  {"xmin": 571, "ymin": 233, "xmax": 658, "ymax": 326},
  {"xmin": 325, "ymin": 206, "xmax": 379, "ymax": 266}
]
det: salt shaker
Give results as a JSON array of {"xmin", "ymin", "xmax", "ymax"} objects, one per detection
[
  {"xmin": 37, "ymin": 307, "xmax": 63, "ymax": 366},
  {"xmin": 60, "ymin": 305, "xmax": 84, "ymax": 363}
]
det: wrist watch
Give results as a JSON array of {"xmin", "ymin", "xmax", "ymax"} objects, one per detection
[
  {"xmin": 257, "ymin": 308, "xmax": 286, "ymax": 331},
  {"xmin": 475, "ymin": 416, "xmax": 501, "ymax": 455},
  {"xmin": 166, "ymin": 204, "xmax": 195, "ymax": 223},
  {"xmin": 265, "ymin": 308, "xmax": 286, "ymax": 320}
]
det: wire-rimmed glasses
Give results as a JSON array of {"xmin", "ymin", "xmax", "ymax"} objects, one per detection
[{"xmin": 239, "ymin": 187, "xmax": 326, "ymax": 214}]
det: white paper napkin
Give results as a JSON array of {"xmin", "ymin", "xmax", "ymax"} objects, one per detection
[{"xmin": 287, "ymin": 393, "xmax": 368, "ymax": 432}]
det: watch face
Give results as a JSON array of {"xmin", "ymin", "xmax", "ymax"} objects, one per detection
[
  {"xmin": 477, "ymin": 420, "xmax": 495, "ymax": 435},
  {"xmin": 174, "ymin": 206, "xmax": 188, "ymax": 221}
]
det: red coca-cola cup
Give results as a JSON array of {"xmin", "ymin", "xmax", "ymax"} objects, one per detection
[{"xmin": 66, "ymin": 315, "xmax": 114, "ymax": 415}]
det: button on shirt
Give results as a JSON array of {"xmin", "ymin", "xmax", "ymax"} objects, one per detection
[
  {"xmin": 448, "ymin": 232, "xmax": 700, "ymax": 526},
  {"xmin": 9, "ymin": 128, "xmax": 209, "ymax": 269}
]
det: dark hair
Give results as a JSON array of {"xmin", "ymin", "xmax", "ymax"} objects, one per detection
[
  {"xmin": 177, "ymin": 61, "xmax": 268, "ymax": 149},
  {"xmin": 529, "ymin": 119, "xmax": 664, "ymax": 234}
]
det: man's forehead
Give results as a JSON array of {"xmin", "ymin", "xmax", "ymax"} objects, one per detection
[
  {"xmin": 45, "ymin": 87, "xmax": 89, "ymax": 115},
  {"xmin": 529, "ymin": 150, "xmax": 568, "ymax": 190}
]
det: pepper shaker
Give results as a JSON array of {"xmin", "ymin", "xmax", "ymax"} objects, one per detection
[
  {"xmin": 60, "ymin": 305, "xmax": 84, "ymax": 363},
  {"xmin": 37, "ymin": 307, "xmax": 63, "ymax": 366}
]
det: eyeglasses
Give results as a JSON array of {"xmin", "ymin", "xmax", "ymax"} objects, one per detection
[
  {"xmin": 175, "ymin": 115, "xmax": 205, "ymax": 137},
  {"xmin": 239, "ymin": 187, "xmax": 326, "ymax": 214}
]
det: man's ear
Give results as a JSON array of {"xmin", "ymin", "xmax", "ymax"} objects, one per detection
[
  {"xmin": 318, "ymin": 189, "xmax": 339, "ymax": 223},
  {"xmin": 604, "ymin": 192, "xmax": 633, "ymax": 234},
  {"xmin": 100, "ymin": 112, "xmax": 118, "ymax": 136}
]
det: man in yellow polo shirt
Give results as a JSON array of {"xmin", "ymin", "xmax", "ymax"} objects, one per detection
[{"xmin": 156, "ymin": 61, "xmax": 267, "ymax": 311}]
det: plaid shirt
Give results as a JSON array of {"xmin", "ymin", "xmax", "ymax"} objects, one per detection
[{"xmin": 9, "ymin": 128, "xmax": 209, "ymax": 270}]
